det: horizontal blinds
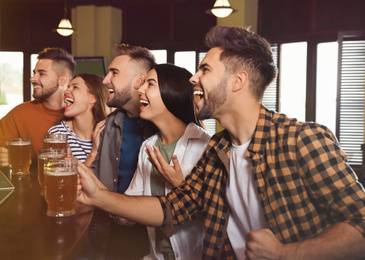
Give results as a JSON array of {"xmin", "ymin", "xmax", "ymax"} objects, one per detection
[
  {"xmin": 338, "ymin": 38, "xmax": 365, "ymax": 165},
  {"xmin": 262, "ymin": 44, "xmax": 278, "ymax": 111}
]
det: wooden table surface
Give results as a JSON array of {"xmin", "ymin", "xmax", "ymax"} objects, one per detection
[{"xmin": 0, "ymin": 164, "xmax": 93, "ymax": 260}]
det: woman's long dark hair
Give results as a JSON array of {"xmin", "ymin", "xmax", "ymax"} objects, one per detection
[{"xmin": 142, "ymin": 64, "xmax": 201, "ymax": 139}]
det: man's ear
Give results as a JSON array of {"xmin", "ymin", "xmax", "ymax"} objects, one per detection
[
  {"xmin": 58, "ymin": 75, "xmax": 68, "ymax": 87},
  {"xmin": 137, "ymin": 73, "xmax": 146, "ymax": 85},
  {"xmin": 232, "ymin": 71, "xmax": 248, "ymax": 92},
  {"xmin": 134, "ymin": 73, "xmax": 146, "ymax": 89}
]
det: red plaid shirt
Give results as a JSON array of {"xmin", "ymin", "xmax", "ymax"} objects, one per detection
[{"xmin": 158, "ymin": 105, "xmax": 365, "ymax": 259}]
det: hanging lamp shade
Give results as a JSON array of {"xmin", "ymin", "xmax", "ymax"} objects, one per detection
[
  {"xmin": 56, "ymin": 18, "xmax": 74, "ymax": 36},
  {"xmin": 207, "ymin": 0, "xmax": 236, "ymax": 18}
]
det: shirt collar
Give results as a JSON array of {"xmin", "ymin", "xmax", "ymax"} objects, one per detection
[{"xmin": 247, "ymin": 104, "xmax": 272, "ymax": 159}]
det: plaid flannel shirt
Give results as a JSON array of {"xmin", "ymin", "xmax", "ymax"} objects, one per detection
[{"xmin": 158, "ymin": 105, "xmax": 365, "ymax": 259}]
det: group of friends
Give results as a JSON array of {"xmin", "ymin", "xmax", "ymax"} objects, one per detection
[{"xmin": 0, "ymin": 25, "xmax": 365, "ymax": 260}]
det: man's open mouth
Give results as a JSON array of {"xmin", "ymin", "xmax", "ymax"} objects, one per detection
[{"xmin": 193, "ymin": 89, "xmax": 204, "ymax": 102}]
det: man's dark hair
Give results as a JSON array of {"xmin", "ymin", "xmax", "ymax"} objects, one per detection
[
  {"xmin": 205, "ymin": 26, "xmax": 277, "ymax": 100},
  {"xmin": 113, "ymin": 44, "xmax": 156, "ymax": 73},
  {"xmin": 37, "ymin": 47, "xmax": 75, "ymax": 81}
]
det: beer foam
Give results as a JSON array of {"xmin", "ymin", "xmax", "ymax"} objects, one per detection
[
  {"xmin": 39, "ymin": 153, "xmax": 65, "ymax": 160},
  {"xmin": 44, "ymin": 140, "xmax": 67, "ymax": 143},
  {"xmin": 46, "ymin": 170, "xmax": 77, "ymax": 176},
  {"xmin": 10, "ymin": 140, "xmax": 31, "ymax": 145}
]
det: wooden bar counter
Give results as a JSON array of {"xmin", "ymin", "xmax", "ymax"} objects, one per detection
[{"xmin": 0, "ymin": 164, "xmax": 93, "ymax": 260}]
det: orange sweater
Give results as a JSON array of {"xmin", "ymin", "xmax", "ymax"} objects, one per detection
[{"xmin": 0, "ymin": 100, "xmax": 64, "ymax": 160}]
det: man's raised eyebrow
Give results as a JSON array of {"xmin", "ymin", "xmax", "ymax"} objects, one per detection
[
  {"xmin": 198, "ymin": 63, "xmax": 211, "ymax": 70},
  {"xmin": 108, "ymin": 67, "xmax": 119, "ymax": 72},
  {"xmin": 33, "ymin": 69, "xmax": 47, "ymax": 74}
]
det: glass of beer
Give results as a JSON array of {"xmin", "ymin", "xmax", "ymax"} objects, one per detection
[
  {"xmin": 38, "ymin": 148, "xmax": 66, "ymax": 196},
  {"xmin": 44, "ymin": 157, "xmax": 78, "ymax": 217},
  {"xmin": 43, "ymin": 133, "xmax": 68, "ymax": 150},
  {"xmin": 8, "ymin": 137, "xmax": 32, "ymax": 175}
]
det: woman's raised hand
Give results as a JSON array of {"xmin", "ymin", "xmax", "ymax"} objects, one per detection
[
  {"xmin": 146, "ymin": 145, "xmax": 184, "ymax": 188},
  {"xmin": 84, "ymin": 120, "xmax": 105, "ymax": 167},
  {"xmin": 92, "ymin": 119, "xmax": 106, "ymax": 151}
]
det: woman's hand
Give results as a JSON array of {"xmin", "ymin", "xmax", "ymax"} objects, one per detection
[
  {"xmin": 92, "ymin": 120, "xmax": 105, "ymax": 151},
  {"xmin": 84, "ymin": 120, "xmax": 105, "ymax": 167},
  {"xmin": 146, "ymin": 145, "xmax": 184, "ymax": 188}
]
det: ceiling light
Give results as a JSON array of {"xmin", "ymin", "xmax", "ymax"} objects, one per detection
[
  {"xmin": 206, "ymin": 0, "xmax": 236, "ymax": 18},
  {"xmin": 55, "ymin": 7, "xmax": 74, "ymax": 37}
]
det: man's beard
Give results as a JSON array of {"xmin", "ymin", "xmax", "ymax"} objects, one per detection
[
  {"xmin": 107, "ymin": 87, "xmax": 132, "ymax": 109},
  {"xmin": 197, "ymin": 76, "xmax": 228, "ymax": 120},
  {"xmin": 32, "ymin": 84, "xmax": 59, "ymax": 100}
]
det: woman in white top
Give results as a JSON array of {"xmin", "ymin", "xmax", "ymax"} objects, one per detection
[
  {"xmin": 124, "ymin": 64, "xmax": 211, "ymax": 260},
  {"xmin": 48, "ymin": 73, "xmax": 109, "ymax": 166}
]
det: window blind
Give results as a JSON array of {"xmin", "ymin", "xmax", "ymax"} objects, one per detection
[
  {"xmin": 262, "ymin": 44, "xmax": 278, "ymax": 111},
  {"xmin": 337, "ymin": 32, "xmax": 365, "ymax": 165}
]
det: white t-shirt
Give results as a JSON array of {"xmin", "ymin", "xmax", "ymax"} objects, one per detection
[{"xmin": 226, "ymin": 140, "xmax": 269, "ymax": 259}]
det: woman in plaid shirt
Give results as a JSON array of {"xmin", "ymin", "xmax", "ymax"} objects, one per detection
[{"xmin": 77, "ymin": 26, "xmax": 365, "ymax": 260}]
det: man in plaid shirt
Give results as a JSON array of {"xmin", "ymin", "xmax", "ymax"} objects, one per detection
[{"xmin": 77, "ymin": 26, "xmax": 365, "ymax": 259}]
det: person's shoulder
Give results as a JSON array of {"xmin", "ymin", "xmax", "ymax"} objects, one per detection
[
  {"xmin": 105, "ymin": 109, "xmax": 124, "ymax": 122},
  {"xmin": 2, "ymin": 100, "xmax": 41, "ymax": 119},
  {"xmin": 186, "ymin": 123, "xmax": 212, "ymax": 138},
  {"xmin": 271, "ymin": 110, "xmax": 332, "ymax": 136},
  {"xmin": 107, "ymin": 109, "xmax": 123, "ymax": 117},
  {"xmin": 48, "ymin": 121, "xmax": 66, "ymax": 133},
  {"xmin": 141, "ymin": 135, "xmax": 158, "ymax": 150},
  {"xmin": 10, "ymin": 100, "xmax": 40, "ymax": 111},
  {"xmin": 266, "ymin": 109, "xmax": 307, "ymax": 138},
  {"xmin": 271, "ymin": 112, "xmax": 337, "ymax": 144},
  {"xmin": 299, "ymin": 121, "xmax": 337, "ymax": 141}
]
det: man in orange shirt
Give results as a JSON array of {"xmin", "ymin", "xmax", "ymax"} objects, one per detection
[{"xmin": 0, "ymin": 47, "xmax": 75, "ymax": 165}]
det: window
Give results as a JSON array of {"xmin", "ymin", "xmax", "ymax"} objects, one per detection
[
  {"xmin": 316, "ymin": 42, "xmax": 338, "ymax": 135},
  {"xmin": 0, "ymin": 52, "xmax": 24, "ymax": 118},
  {"xmin": 279, "ymin": 42, "xmax": 307, "ymax": 122},
  {"xmin": 174, "ymin": 51, "xmax": 196, "ymax": 75},
  {"xmin": 266, "ymin": 33, "xmax": 365, "ymax": 166},
  {"xmin": 337, "ymin": 32, "xmax": 365, "ymax": 165},
  {"xmin": 150, "ymin": 50, "xmax": 167, "ymax": 64}
]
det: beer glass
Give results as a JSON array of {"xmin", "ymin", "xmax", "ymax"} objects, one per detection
[
  {"xmin": 44, "ymin": 157, "xmax": 78, "ymax": 217},
  {"xmin": 8, "ymin": 138, "xmax": 32, "ymax": 175},
  {"xmin": 38, "ymin": 148, "xmax": 66, "ymax": 196},
  {"xmin": 43, "ymin": 133, "xmax": 68, "ymax": 150}
]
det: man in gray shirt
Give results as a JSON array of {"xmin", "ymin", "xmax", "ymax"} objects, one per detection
[{"xmin": 88, "ymin": 44, "xmax": 156, "ymax": 259}]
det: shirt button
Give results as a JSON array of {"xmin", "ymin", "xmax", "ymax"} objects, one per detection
[
  {"xmin": 116, "ymin": 157, "xmax": 119, "ymax": 161},
  {"xmin": 113, "ymin": 178, "xmax": 118, "ymax": 183},
  {"xmin": 215, "ymin": 244, "xmax": 220, "ymax": 249},
  {"xmin": 222, "ymin": 215, "xmax": 226, "ymax": 220}
]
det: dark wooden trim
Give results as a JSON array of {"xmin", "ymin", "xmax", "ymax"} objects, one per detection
[{"xmin": 305, "ymin": 40, "xmax": 317, "ymax": 122}]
